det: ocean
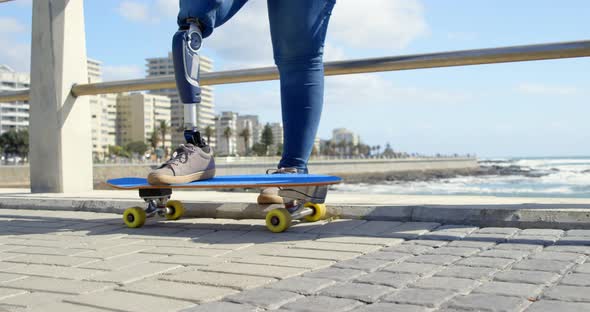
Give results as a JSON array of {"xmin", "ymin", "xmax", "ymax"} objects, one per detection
[{"xmin": 332, "ymin": 157, "xmax": 590, "ymax": 198}]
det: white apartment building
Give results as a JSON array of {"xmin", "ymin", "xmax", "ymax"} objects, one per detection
[
  {"xmin": 0, "ymin": 65, "xmax": 29, "ymax": 135},
  {"xmin": 215, "ymin": 111, "xmax": 237, "ymax": 156},
  {"xmin": 146, "ymin": 53, "xmax": 215, "ymax": 147},
  {"xmin": 87, "ymin": 59, "xmax": 117, "ymax": 159},
  {"xmin": 332, "ymin": 128, "xmax": 359, "ymax": 146},
  {"xmin": 116, "ymin": 93, "xmax": 172, "ymax": 152},
  {"xmin": 236, "ymin": 114, "xmax": 261, "ymax": 155},
  {"xmin": 269, "ymin": 122, "xmax": 283, "ymax": 155}
]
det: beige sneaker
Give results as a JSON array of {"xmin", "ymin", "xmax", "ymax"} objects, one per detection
[
  {"xmin": 148, "ymin": 144, "xmax": 215, "ymax": 185},
  {"xmin": 257, "ymin": 167, "xmax": 298, "ymax": 204}
]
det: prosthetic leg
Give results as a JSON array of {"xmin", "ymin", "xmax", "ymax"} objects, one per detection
[{"xmin": 172, "ymin": 20, "xmax": 207, "ymax": 147}]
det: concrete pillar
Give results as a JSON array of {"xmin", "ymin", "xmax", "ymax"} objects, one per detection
[{"xmin": 29, "ymin": 0, "xmax": 93, "ymax": 193}]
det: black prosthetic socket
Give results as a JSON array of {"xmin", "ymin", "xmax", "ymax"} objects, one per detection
[{"xmin": 184, "ymin": 129, "xmax": 208, "ymax": 148}]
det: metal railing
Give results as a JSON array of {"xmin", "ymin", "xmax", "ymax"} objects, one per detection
[{"xmin": 1, "ymin": 40, "xmax": 589, "ymax": 102}]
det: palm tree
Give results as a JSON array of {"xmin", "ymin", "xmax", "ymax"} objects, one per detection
[
  {"xmin": 223, "ymin": 126, "xmax": 232, "ymax": 155},
  {"xmin": 204, "ymin": 126, "xmax": 214, "ymax": 145},
  {"xmin": 148, "ymin": 130, "xmax": 159, "ymax": 152},
  {"xmin": 239, "ymin": 128, "xmax": 251, "ymax": 156},
  {"xmin": 158, "ymin": 120, "xmax": 169, "ymax": 157}
]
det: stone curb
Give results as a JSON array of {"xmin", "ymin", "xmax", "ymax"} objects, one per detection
[{"xmin": 0, "ymin": 197, "xmax": 589, "ymax": 229}]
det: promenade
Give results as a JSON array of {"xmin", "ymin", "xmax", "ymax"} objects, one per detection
[{"xmin": 0, "ymin": 208, "xmax": 589, "ymax": 312}]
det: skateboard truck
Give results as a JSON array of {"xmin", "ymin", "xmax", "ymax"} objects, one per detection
[
  {"xmin": 264, "ymin": 185, "xmax": 330, "ymax": 233},
  {"xmin": 122, "ymin": 188, "xmax": 185, "ymax": 228}
]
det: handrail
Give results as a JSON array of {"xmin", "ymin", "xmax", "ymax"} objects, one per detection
[{"xmin": 1, "ymin": 40, "xmax": 589, "ymax": 102}]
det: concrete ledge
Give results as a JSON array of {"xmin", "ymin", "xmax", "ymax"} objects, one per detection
[{"xmin": 0, "ymin": 189, "xmax": 589, "ymax": 229}]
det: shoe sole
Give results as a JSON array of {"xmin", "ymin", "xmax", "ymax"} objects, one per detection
[
  {"xmin": 147, "ymin": 169, "xmax": 216, "ymax": 185},
  {"xmin": 257, "ymin": 194, "xmax": 284, "ymax": 205}
]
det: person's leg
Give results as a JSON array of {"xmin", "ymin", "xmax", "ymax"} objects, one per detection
[
  {"xmin": 178, "ymin": 0, "xmax": 249, "ymax": 37},
  {"xmin": 267, "ymin": 0, "xmax": 336, "ymax": 173}
]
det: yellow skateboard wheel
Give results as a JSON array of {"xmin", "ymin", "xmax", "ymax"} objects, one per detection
[
  {"xmin": 165, "ymin": 200, "xmax": 185, "ymax": 220},
  {"xmin": 303, "ymin": 202, "xmax": 326, "ymax": 222},
  {"xmin": 265, "ymin": 208, "xmax": 292, "ymax": 233},
  {"xmin": 123, "ymin": 207, "xmax": 146, "ymax": 228}
]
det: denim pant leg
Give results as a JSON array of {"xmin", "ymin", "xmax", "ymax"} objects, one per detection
[
  {"xmin": 178, "ymin": 0, "xmax": 248, "ymax": 37},
  {"xmin": 268, "ymin": 0, "xmax": 336, "ymax": 173}
]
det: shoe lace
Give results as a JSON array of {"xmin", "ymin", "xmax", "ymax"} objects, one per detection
[{"xmin": 163, "ymin": 144, "xmax": 195, "ymax": 168}]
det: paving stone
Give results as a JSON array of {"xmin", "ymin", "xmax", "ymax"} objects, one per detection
[
  {"xmin": 333, "ymin": 258, "xmax": 391, "ymax": 272},
  {"xmin": 140, "ymin": 246, "xmax": 231, "ymax": 257},
  {"xmin": 473, "ymin": 281, "xmax": 544, "ymax": 298},
  {"xmin": 425, "ymin": 247, "xmax": 480, "ymax": 257},
  {"xmin": 419, "ymin": 232, "xmax": 468, "ymax": 241},
  {"xmin": 266, "ymin": 277, "xmax": 336, "ymax": 295},
  {"xmin": 381, "ymin": 244, "xmax": 433, "ymax": 255},
  {"xmin": 319, "ymin": 282, "xmax": 394, "ymax": 303},
  {"xmin": 575, "ymin": 263, "xmax": 590, "ymax": 273},
  {"xmin": 435, "ymin": 266, "xmax": 498, "ymax": 280},
  {"xmin": 305, "ymin": 220, "xmax": 367, "ymax": 234},
  {"xmin": 292, "ymin": 241, "xmax": 381, "ymax": 253},
  {"xmin": 560, "ymin": 273, "xmax": 590, "ymax": 286},
  {"xmin": 303, "ymin": 268, "xmax": 366, "ymax": 281},
  {"xmin": 3, "ymin": 254, "xmax": 99, "ymax": 267},
  {"xmin": 263, "ymin": 247, "xmax": 360, "ymax": 261},
  {"xmin": 281, "ymin": 295, "xmax": 362, "ymax": 312},
  {"xmin": 3, "ymin": 276, "xmax": 115, "ymax": 294},
  {"xmin": 476, "ymin": 227, "xmax": 520, "ymax": 235},
  {"xmin": 544, "ymin": 245, "xmax": 590, "ymax": 254},
  {"xmin": 64, "ymin": 290, "xmax": 194, "ymax": 312},
  {"xmin": 495, "ymin": 243, "xmax": 544, "ymax": 251},
  {"xmin": 494, "ymin": 270, "xmax": 560, "ymax": 285},
  {"xmin": 521, "ymin": 229, "xmax": 564, "ymax": 237},
  {"xmin": 381, "ymin": 262, "xmax": 441, "ymax": 276},
  {"xmin": 224, "ymin": 244, "xmax": 290, "ymax": 258},
  {"xmin": 233, "ymin": 255, "xmax": 334, "ymax": 269},
  {"xmin": 477, "ymin": 249, "xmax": 530, "ymax": 260},
  {"xmin": 224, "ymin": 288, "xmax": 302, "ymax": 309},
  {"xmin": 0, "ymin": 288, "xmax": 27, "ymax": 300},
  {"xmin": 4, "ymin": 263, "xmax": 103, "ymax": 280},
  {"xmin": 434, "ymin": 225, "xmax": 479, "ymax": 233},
  {"xmin": 152, "ymin": 255, "xmax": 228, "ymax": 266},
  {"xmin": 202, "ymin": 262, "xmax": 307, "ymax": 279},
  {"xmin": 119, "ymin": 278, "xmax": 238, "ymax": 303},
  {"xmin": 315, "ymin": 235, "xmax": 403, "ymax": 247},
  {"xmin": 529, "ymin": 251, "xmax": 585, "ymax": 262},
  {"xmin": 512, "ymin": 259, "xmax": 575, "ymax": 274},
  {"xmin": 27, "ymin": 302, "xmax": 114, "ymax": 312},
  {"xmin": 405, "ymin": 254, "xmax": 460, "ymax": 266},
  {"xmin": 350, "ymin": 303, "xmax": 430, "ymax": 312},
  {"xmin": 355, "ymin": 271, "xmax": 419, "ymax": 288},
  {"xmin": 162, "ymin": 269, "xmax": 277, "ymax": 290},
  {"xmin": 359, "ymin": 250, "xmax": 412, "ymax": 262},
  {"xmin": 86, "ymin": 262, "xmax": 181, "ymax": 284},
  {"xmin": 383, "ymin": 288, "xmax": 455, "ymax": 308},
  {"xmin": 507, "ymin": 235, "xmax": 558, "ymax": 245},
  {"xmin": 342, "ymin": 221, "xmax": 403, "ymax": 236},
  {"xmin": 0, "ymin": 272, "xmax": 26, "ymax": 283},
  {"xmin": 445, "ymin": 293, "xmax": 529, "ymax": 312},
  {"xmin": 455, "ymin": 256, "xmax": 514, "ymax": 269},
  {"xmin": 463, "ymin": 233, "xmax": 512, "ymax": 243},
  {"xmin": 543, "ymin": 285, "xmax": 590, "ymax": 302},
  {"xmin": 6, "ymin": 246, "xmax": 89, "ymax": 256},
  {"xmin": 0, "ymin": 291, "xmax": 74, "ymax": 310},
  {"xmin": 180, "ymin": 301, "xmax": 258, "ymax": 312},
  {"xmin": 408, "ymin": 239, "xmax": 449, "ymax": 248},
  {"xmin": 526, "ymin": 300, "xmax": 590, "ymax": 312},
  {"xmin": 382, "ymin": 222, "xmax": 440, "ymax": 239},
  {"xmin": 447, "ymin": 240, "xmax": 496, "ymax": 249},
  {"xmin": 78, "ymin": 253, "xmax": 167, "ymax": 271},
  {"xmin": 74, "ymin": 244, "xmax": 155, "ymax": 259},
  {"xmin": 412, "ymin": 276, "xmax": 479, "ymax": 292}
]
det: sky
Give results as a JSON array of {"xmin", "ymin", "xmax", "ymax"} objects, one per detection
[{"xmin": 1, "ymin": 0, "xmax": 589, "ymax": 157}]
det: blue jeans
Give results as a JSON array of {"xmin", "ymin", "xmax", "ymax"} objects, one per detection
[{"xmin": 178, "ymin": 0, "xmax": 335, "ymax": 173}]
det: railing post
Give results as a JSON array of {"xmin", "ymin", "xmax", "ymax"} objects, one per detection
[{"xmin": 29, "ymin": 0, "xmax": 93, "ymax": 193}]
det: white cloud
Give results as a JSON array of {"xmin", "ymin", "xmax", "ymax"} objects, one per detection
[
  {"xmin": 0, "ymin": 17, "xmax": 25, "ymax": 33},
  {"xmin": 155, "ymin": 0, "xmax": 178, "ymax": 18},
  {"xmin": 102, "ymin": 65, "xmax": 144, "ymax": 81},
  {"xmin": 0, "ymin": 18, "xmax": 29, "ymax": 71},
  {"xmin": 516, "ymin": 83, "xmax": 580, "ymax": 96},
  {"xmin": 116, "ymin": 1, "xmax": 153, "ymax": 23}
]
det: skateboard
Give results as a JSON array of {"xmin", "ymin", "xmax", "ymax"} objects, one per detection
[{"xmin": 106, "ymin": 174, "xmax": 342, "ymax": 233}]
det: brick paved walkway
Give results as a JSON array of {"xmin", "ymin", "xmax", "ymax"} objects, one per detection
[{"xmin": 0, "ymin": 209, "xmax": 589, "ymax": 312}]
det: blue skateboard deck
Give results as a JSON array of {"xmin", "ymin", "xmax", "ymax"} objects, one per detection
[{"xmin": 107, "ymin": 174, "xmax": 342, "ymax": 190}]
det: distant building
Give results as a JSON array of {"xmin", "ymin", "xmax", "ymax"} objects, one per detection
[
  {"xmin": 116, "ymin": 93, "xmax": 171, "ymax": 151},
  {"xmin": 0, "ymin": 65, "xmax": 29, "ymax": 135},
  {"xmin": 269, "ymin": 122, "xmax": 283, "ymax": 155},
  {"xmin": 236, "ymin": 114, "xmax": 261, "ymax": 155},
  {"xmin": 146, "ymin": 53, "xmax": 215, "ymax": 148},
  {"xmin": 87, "ymin": 59, "xmax": 117, "ymax": 159},
  {"xmin": 215, "ymin": 111, "xmax": 238, "ymax": 155}
]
